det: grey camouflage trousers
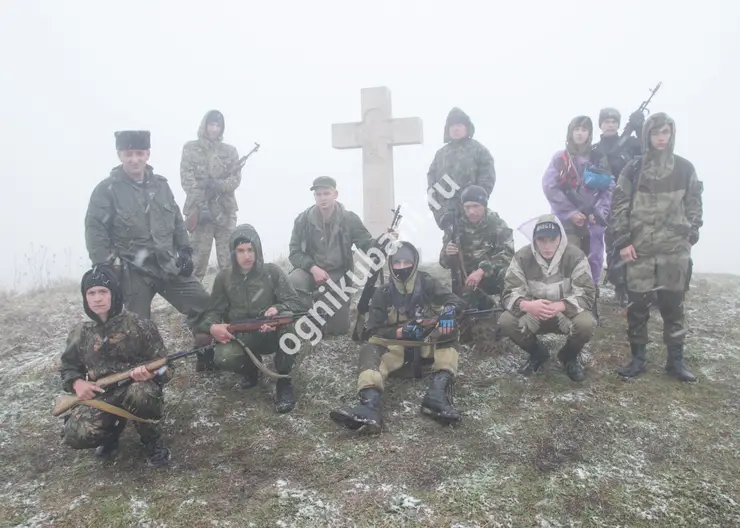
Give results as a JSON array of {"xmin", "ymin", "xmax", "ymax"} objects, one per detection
[{"xmin": 191, "ymin": 215, "xmax": 237, "ymax": 281}]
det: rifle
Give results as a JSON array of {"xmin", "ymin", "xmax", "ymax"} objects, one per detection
[
  {"xmin": 617, "ymin": 81, "xmax": 662, "ymax": 149},
  {"xmin": 351, "ymin": 206, "xmax": 404, "ymax": 342},
  {"xmin": 440, "ymin": 202, "xmax": 467, "ymax": 296},
  {"xmin": 186, "ymin": 142, "xmax": 261, "ymax": 232},
  {"xmin": 51, "ymin": 343, "xmax": 216, "ymax": 419},
  {"xmin": 562, "ymin": 188, "xmax": 608, "ymax": 228}
]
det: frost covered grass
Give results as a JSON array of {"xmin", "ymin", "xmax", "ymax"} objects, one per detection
[{"xmin": 0, "ymin": 267, "xmax": 739, "ymax": 527}]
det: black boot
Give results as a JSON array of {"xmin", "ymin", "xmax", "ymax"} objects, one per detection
[
  {"xmin": 194, "ymin": 335, "xmax": 215, "ymax": 372},
  {"xmin": 617, "ymin": 343, "xmax": 647, "ymax": 378},
  {"xmin": 143, "ymin": 437, "xmax": 170, "ymax": 467},
  {"xmin": 421, "ymin": 370, "xmax": 461, "ymax": 425},
  {"xmin": 557, "ymin": 343, "xmax": 585, "ymax": 382},
  {"xmin": 275, "ymin": 378, "xmax": 296, "ymax": 413},
  {"xmin": 94, "ymin": 418, "xmax": 126, "ymax": 460},
  {"xmin": 518, "ymin": 340, "xmax": 549, "ymax": 375},
  {"xmin": 665, "ymin": 344, "xmax": 696, "ymax": 382},
  {"xmin": 239, "ymin": 356, "xmax": 261, "ymax": 390},
  {"xmin": 330, "ymin": 388, "xmax": 383, "ymax": 434}
]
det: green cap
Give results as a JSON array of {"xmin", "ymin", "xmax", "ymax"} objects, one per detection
[{"xmin": 310, "ymin": 176, "xmax": 337, "ymax": 190}]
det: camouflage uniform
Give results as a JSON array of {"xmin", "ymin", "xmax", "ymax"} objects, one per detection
[
  {"xmin": 439, "ymin": 208, "xmax": 514, "ymax": 310},
  {"xmin": 330, "ymin": 242, "xmax": 465, "ymax": 433},
  {"xmin": 610, "ymin": 113, "xmax": 703, "ymax": 381},
  {"xmin": 196, "ymin": 224, "xmax": 305, "ymax": 412},
  {"xmin": 499, "ymin": 215, "xmax": 596, "ymax": 381},
  {"xmin": 180, "ymin": 110, "xmax": 242, "ymax": 281},
  {"xmin": 85, "ymin": 163, "xmax": 210, "ymax": 327},
  {"xmin": 427, "ymin": 108, "xmax": 496, "ymax": 227},
  {"xmin": 288, "ymin": 200, "xmax": 375, "ymax": 336},
  {"xmin": 60, "ymin": 268, "xmax": 171, "ymax": 460}
]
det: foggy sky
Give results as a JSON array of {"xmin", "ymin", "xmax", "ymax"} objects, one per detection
[{"xmin": 1, "ymin": 0, "xmax": 738, "ymax": 290}]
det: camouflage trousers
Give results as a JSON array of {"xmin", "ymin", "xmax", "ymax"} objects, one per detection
[
  {"xmin": 211, "ymin": 331, "xmax": 296, "ymax": 377},
  {"xmin": 357, "ymin": 341, "xmax": 459, "ymax": 393},
  {"xmin": 462, "ymin": 274, "xmax": 504, "ymax": 310},
  {"xmin": 191, "ymin": 215, "xmax": 237, "ymax": 281},
  {"xmin": 498, "ymin": 310, "xmax": 595, "ymax": 351},
  {"xmin": 62, "ymin": 381, "xmax": 164, "ymax": 449},
  {"xmin": 289, "ymin": 268, "xmax": 351, "ymax": 336},
  {"xmin": 627, "ymin": 289, "xmax": 685, "ymax": 345}
]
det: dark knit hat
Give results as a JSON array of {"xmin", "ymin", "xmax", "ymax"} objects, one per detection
[
  {"xmin": 460, "ymin": 185, "xmax": 488, "ymax": 207},
  {"xmin": 533, "ymin": 221, "xmax": 561, "ymax": 239},
  {"xmin": 115, "ymin": 130, "xmax": 151, "ymax": 151},
  {"xmin": 599, "ymin": 108, "xmax": 621, "ymax": 127}
]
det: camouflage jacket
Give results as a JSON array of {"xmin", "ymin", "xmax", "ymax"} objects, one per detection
[
  {"xmin": 502, "ymin": 215, "xmax": 595, "ymax": 319},
  {"xmin": 199, "ymin": 224, "xmax": 303, "ymax": 331},
  {"xmin": 438, "ymin": 209, "xmax": 514, "ymax": 282},
  {"xmin": 85, "ymin": 165, "xmax": 191, "ymax": 278},
  {"xmin": 60, "ymin": 310, "xmax": 171, "ymax": 393},
  {"xmin": 426, "ymin": 139, "xmax": 496, "ymax": 222},
  {"xmin": 289, "ymin": 202, "xmax": 375, "ymax": 274},
  {"xmin": 180, "ymin": 111, "xmax": 241, "ymax": 223}
]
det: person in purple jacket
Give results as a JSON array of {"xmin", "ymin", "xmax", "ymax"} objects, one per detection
[{"xmin": 542, "ymin": 116, "xmax": 614, "ymax": 323}]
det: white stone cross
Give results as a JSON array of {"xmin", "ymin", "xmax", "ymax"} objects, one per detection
[{"xmin": 332, "ymin": 86, "xmax": 423, "ymax": 237}]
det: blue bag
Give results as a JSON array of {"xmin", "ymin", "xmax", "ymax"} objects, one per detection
[{"xmin": 584, "ymin": 166, "xmax": 614, "ymax": 190}]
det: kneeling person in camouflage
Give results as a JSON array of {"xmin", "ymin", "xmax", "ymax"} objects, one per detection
[
  {"xmin": 60, "ymin": 267, "xmax": 171, "ymax": 466},
  {"xmin": 194, "ymin": 224, "xmax": 304, "ymax": 413},
  {"xmin": 498, "ymin": 215, "xmax": 596, "ymax": 381},
  {"xmin": 330, "ymin": 242, "xmax": 465, "ymax": 434}
]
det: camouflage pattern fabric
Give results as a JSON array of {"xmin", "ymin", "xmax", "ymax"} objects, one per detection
[
  {"xmin": 191, "ymin": 215, "xmax": 237, "ymax": 281},
  {"xmin": 610, "ymin": 113, "xmax": 703, "ymax": 293},
  {"xmin": 288, "ymin": 268, "xmax": 351, "ymax": 336},
  {"xmin": 213, "ymin": 332, "xmax": 296, "ymax": 376},
  {"xmin": 627, "ymin": 289, "xmax": 685, "ymax": 345},
  {"xmin": 498, "ymin": 310, "xmax": 595, "ymax": 350}
]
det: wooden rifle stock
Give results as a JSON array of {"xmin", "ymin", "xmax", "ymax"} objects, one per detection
[{"xmin": 227, "ymin": 313, "xmax": 308, "ymax": 334}]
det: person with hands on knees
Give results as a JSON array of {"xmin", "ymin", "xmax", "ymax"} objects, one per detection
[
  {"xmin": 193, "ymin": 224, "xmax": 305, "ymax": 413},
  {"xmin": 330, "ymin": 241, "xmax": 465, "ymax": 434},
  {"xmin": 59, "ymin": 267, "xmax": 172, "ymax": 467},
  {"xmin": 498, "ymin": 215, "xmax": 596, "ymax": 382}
]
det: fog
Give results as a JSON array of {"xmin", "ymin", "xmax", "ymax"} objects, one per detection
[{"xmin": 1, "ymin": 0, "xmax": 738, "ymax": 290}]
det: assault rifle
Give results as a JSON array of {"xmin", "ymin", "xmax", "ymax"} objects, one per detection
[
  {"xmin": 562, "ymin": 188, "xmax": 608, "ymax": 228},
  {"xmin": 186, "ymin": 142, "xmax": 261, "ymax": 232},
  {"xmin": 351, "ymin": 205, "xmax": 403, "ymax": 342},
  {"xmin": 439, "ymin": 202, "xmax": 467, "ymax": 296},
  {"xmin": 617, "ymin": 81, "xmax": 661, "ymax": 149},
  {"xmin": 227, "ymin": 311, "xmax": 308, "ymax": 334},
  {"xmin": 51, "ymin": 343, "xmax": 217, "ymax": 418}
]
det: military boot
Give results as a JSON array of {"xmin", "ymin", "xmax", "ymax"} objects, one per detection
[
  {"xmin": 557, "ymin": 343, "xmax": 585, "ymax": 382},
  {"xmin": 421, "ymin": 370, "xmax": 461, "ymax": 425},
  {"xmin": 94, "ymin": 418, "xmax": 126, "ymax": 460},
  {"xmin": 275, "ymin": 378, "xmax": 296, "ymax": 413},
  {"xmin": 518, "ymin": 340, "xmax": 549, "ymax": 375},
  {"xmin": 617, "ymin": 343, "xmax": 647, "ymax": 378},
  {"xmin": 665, "ymin": 344, "xmax": 696, "ymax": 382},
  {"xmin": 194, "ymin": 334, "xmax": 215, "ymax": 372},
  {"xmin": 143, "ymin": 437, "xmax": 171, "ymax": 467},
  {"xmin": 330, "ymin": 388, "xmax": 383, "ymax": 434}
]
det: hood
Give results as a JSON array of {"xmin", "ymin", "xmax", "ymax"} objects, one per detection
[
  {"xmin": 81, "ymin": 266, "xmax": 123, "ymax": 324},
  {"xmin": 518, "ymin": 214, "xmax": 569, "ymax": 277},
  {"xmin": 229, "ymin": 223, "xmax": 264, "ymax": 272},
  {"xmin": 565, "ymin": 115, "xmax": 593, "ymax": 156},
  {"xmin": 388, "ymin": 240, "xmax": 420, "ymax": 294},
  {"xmin": 197, "ymin": 109, "xmax": 225, "ymax": 142},
  {"xmin": 642, "ymin": 112, "xmax": 675, "ymax": 155},
  {"xmin": 443, "ymin": 107, "xmax": 475, "ymax": 143}
]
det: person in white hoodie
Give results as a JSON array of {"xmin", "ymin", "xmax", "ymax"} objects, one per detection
[{"xmin": 498, "ymin": 214, "xmax": 596, "ymax": 381}]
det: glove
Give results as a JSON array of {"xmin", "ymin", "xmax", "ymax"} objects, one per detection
[
  {"xmin": 439, "ymin": 304, "xmax": 456, "ymax": 331},
  {"xmin": 176, "ymin": 248, "xmax": 194, "ymax": 277},
  {"xmin": 401, "ymin": 322, "xmax": 424, "ymax": 341},
  {"xmin": 628, "ymin": 111, "xmax": 645, "ymax": 131}
]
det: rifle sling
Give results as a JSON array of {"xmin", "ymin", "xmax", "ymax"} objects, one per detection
[
  {"xmin": 73, "ymin": 399, "xmax": 159, "ymax": 423},
  {"xmin": 234, "ymin": 338, "xmax": 290, "ymax": 379}
]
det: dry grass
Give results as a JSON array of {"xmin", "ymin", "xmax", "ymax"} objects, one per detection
[{"xmin": 0, "ymin": 265, "xmax": 739, "ymax": 527}]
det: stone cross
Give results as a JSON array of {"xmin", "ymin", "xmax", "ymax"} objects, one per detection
[{"xmin": 332, "ymin": 86, "xmax": 423, "ymax": 237}]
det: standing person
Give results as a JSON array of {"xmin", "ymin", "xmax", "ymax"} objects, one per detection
[
  {"xmin": 84, "ymin": 130, "xmax": 211, "ymax": 331},
  {"xmin": 610, "ymin": 113, "xmax": 703, "ymax": 382},
  {"xmin": 592, "ymin": 108, "xmax": 644, "ymax": 306},
  {"xmin": 60, "ymin": 267, "xmax": 171, "ymax": 466},
  {"xmin": 542, "ymin": 116, "xmax": 613, "ymax": 322},
  {"xmin": 426, "ymin": 107, "xmax": 496, "ymax": 228},
  {"xmin": 180, "ymin": 110, "xmax": 243, "ymax": 281},
  {"xmin": 288, "ymin": 176, "xmax": 376, "ymax": 337}
]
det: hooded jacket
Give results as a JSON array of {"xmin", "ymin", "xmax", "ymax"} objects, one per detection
[
  {"xmin": 199, "ymin": 224, "xmax": 303, "ymax": 331},
  {"xmin": 365, "ymin": 241, "xmax": 463, "ymax": 341},
  {"xmin": 85, "ymin": 165, "xmax": 191, "ymax": 278},
  {"xmin": 60, "ymin": 269, "xmax": 170, "ymax": 393},
  {"xmin": 180, "ymin": 110, "xmax": 242, "ymax": 221},
  {"xmin": 426, "ymin": 108, "xmax": 496, "ymax": 224},
  {"xmin": 502, "ymin": 214, "xmax": 595, "ymax": 318}
]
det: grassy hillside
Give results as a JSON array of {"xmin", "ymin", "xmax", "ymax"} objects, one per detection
[{"xmin": 1, "ymin": 265, "xmax": 738, "ymax": 527}]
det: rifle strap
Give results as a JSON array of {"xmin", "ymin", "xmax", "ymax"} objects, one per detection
[
  {"xmin": 234, "ymin": 338, "xmax": 291, "ymax": 379},
  {"xmin": 73, "ymin": 399, "xmax": 159, "ymax": 423},
  {"xmin": 368, "ymin": 336, "xmax": 433, "ymax": 348}
]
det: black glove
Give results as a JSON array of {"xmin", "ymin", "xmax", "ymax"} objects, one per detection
[
  {"xmin": 176, "ymin": 248, "xmax": 194, "ymax": 277},
  {"xmin": 401, "ymin": 321, "xmax": 424, "ymax": 341},
  {"xmin": 628, "ymin": 111, "xmax": 645, "ymax": 132},
  {"xmin": 439, "ymin": 304, "xmax": 456, "ymax": 331}
]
